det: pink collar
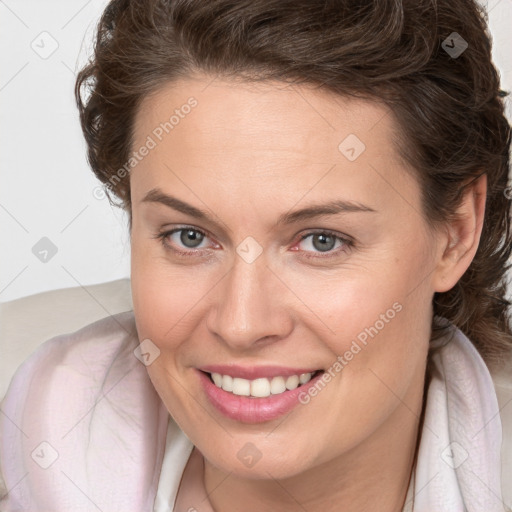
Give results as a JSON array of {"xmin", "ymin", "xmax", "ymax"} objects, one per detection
[{"xmin": 0, "ymin": 311, "xmax": 169, "ymax": 511}]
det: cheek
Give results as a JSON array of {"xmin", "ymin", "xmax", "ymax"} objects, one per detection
[
  {"xmin": 286, "ymin": 266, "xmax": 418, "ymax": 353},
  {"xmin": 130, "ymin": 236, "xmax": 202, "ymax": 342},
  {"xmin": 130, "ymin": 246, "xmax": 203, "ymax": 424},
  {"xmin": 294, "ymin": 239, "xmax": 433, "ymax": 388}
]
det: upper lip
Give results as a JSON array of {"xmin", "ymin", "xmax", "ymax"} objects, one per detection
[{"xmin": 198, "ymin": 364, "xmax": 322, "ymax": 380}]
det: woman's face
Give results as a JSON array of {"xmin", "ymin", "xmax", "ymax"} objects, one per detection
[{"xmin": 129, "ymin": 75, "xmax": 441, "ymax": 479}]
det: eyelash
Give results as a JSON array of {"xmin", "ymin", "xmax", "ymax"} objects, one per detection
[{"xmin": 153, "ymin": 226, "xmax": 354, "ymax": 260}]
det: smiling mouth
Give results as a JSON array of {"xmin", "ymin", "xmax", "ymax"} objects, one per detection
[{"xmin": 203, "ymin": 369, "xmax": 324, "ymax": 398}]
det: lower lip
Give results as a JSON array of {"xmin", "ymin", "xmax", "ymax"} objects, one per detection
[{"xmin": 197, "ymin": 370, "xmax": 325, "ymax": 423}]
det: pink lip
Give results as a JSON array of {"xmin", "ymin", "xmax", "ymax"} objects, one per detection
[
  {"xmin": 197, "ymin": 369, "xmax": 325, "ymax": 423},
  {"xmin": 198, "ymin": 364, "xmax": 320, "ymax": 380}
]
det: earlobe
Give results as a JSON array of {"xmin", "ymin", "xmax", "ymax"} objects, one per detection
[{"xmin": 432, "ymin": 173, "xmax": 487, "ymax": 293}]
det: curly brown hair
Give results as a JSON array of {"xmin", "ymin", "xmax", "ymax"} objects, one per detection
[{"xmin": 75, "ymin": 0, "xmax": 512, "ymax": 369}]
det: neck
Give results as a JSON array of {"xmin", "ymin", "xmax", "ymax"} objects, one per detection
[{"xmin": 203, "ymin": 374, "xmax": 426, "ymax": 512}]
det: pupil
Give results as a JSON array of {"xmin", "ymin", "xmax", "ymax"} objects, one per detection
[
  {"xmin": 313, "ymin": 234, "xmax": 334, "ymax": 252},
  {"xmin": 181, "ymin": 229, "xmax": 203, "ymax": 248}
]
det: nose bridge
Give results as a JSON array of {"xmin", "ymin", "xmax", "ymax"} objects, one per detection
[{"xmin": 207, "ymin": 248, "xmax": 291, "ymax": 348}]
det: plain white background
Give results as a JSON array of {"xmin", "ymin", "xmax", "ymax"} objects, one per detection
[{"xmin": 1, "ymin": 0, "xmax": 511, "ymax": 302}]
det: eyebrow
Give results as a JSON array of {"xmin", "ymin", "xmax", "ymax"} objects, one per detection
[{"xmin": 141, "ymin": 188, "xmax": 377, "ymax": 226}]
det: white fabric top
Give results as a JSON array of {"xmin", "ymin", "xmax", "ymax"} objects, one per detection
[{"xmin": 0, "ymin": 311, "xmax": 511, "ymax": 511}]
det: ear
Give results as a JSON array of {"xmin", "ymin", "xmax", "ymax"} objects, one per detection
[{"xmin": 431, "ymin": 173, "xmax": 487, "ymax": 293}]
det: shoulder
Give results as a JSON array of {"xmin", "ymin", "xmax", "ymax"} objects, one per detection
[
  {"xmin": 431, "ymin": 319, "xmax": 512, "ymax": 508},
  {"xmin": 17, "ymin": 309, "xmax": 138, "ymax": 367},
  {"xmin": 1, "ymin": 310, "xmax": 141, "ymax": 413},
  {"xmin": 0, "ymin": 311, "xmax": 170, "ymax": 511},
  {"xmin": 491, "ymin": 356, "xmax": 512, "ymax": 508}
]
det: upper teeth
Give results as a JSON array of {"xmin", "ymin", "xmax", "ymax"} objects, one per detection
[{"xmin": 210, "ymin": 372, "xmax": 314, "ymax": 397}]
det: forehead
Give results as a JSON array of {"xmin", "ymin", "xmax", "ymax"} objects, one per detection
[
  {"xmin": 130, "ymin": 75, "xmax": 417, "ymax": 218},
  {"xmin": 134, "ymin": 75, "xmax": 397, "ymax": 156}
]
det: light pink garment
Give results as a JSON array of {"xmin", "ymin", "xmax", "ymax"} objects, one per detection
[
  {"xmin": 0, "ymin": 311, "xmax": 507, "ymax": 511},
  {"xmin": 0, "ymin": 311, "xmax": 169, "ymax": 511}
]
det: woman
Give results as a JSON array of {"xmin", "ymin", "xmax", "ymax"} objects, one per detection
[{"xmin": 1, "ymin": 0, "xmax": 511, "ymax": 510}]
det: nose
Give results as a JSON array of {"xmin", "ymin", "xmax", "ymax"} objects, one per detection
[{"xmin": 206, "ymin": 249, "xmax": 294, "ymax": 351}]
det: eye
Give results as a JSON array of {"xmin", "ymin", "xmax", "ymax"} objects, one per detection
[
  {"xmin": 154, "ymin": 226, "xmax": 217, "ymax": 256},
  {"xmin": 294, "ymin": 230, "xmax": 353, "ymax": 259},
  {"xmin": 154, "ymin": 226, "xmax": 353, "ymax": 260}
]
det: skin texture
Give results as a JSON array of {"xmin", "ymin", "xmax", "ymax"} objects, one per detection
[{"xmin": 129, "ymin": 74, "xmax": 486, "ymax": 512}]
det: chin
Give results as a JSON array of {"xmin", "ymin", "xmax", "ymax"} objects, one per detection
[{"xmin": 199, "ymin": 434, "xmax": 322, "ymax": 481}]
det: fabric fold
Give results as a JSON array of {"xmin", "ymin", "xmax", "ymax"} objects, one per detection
[
  {"xmin": 0, "ymin": 312, "xmax": 169, "ymax": 512},
  {"xmin": 405, "ymin": 318, "xmax": 505, "ymax": 511}
]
